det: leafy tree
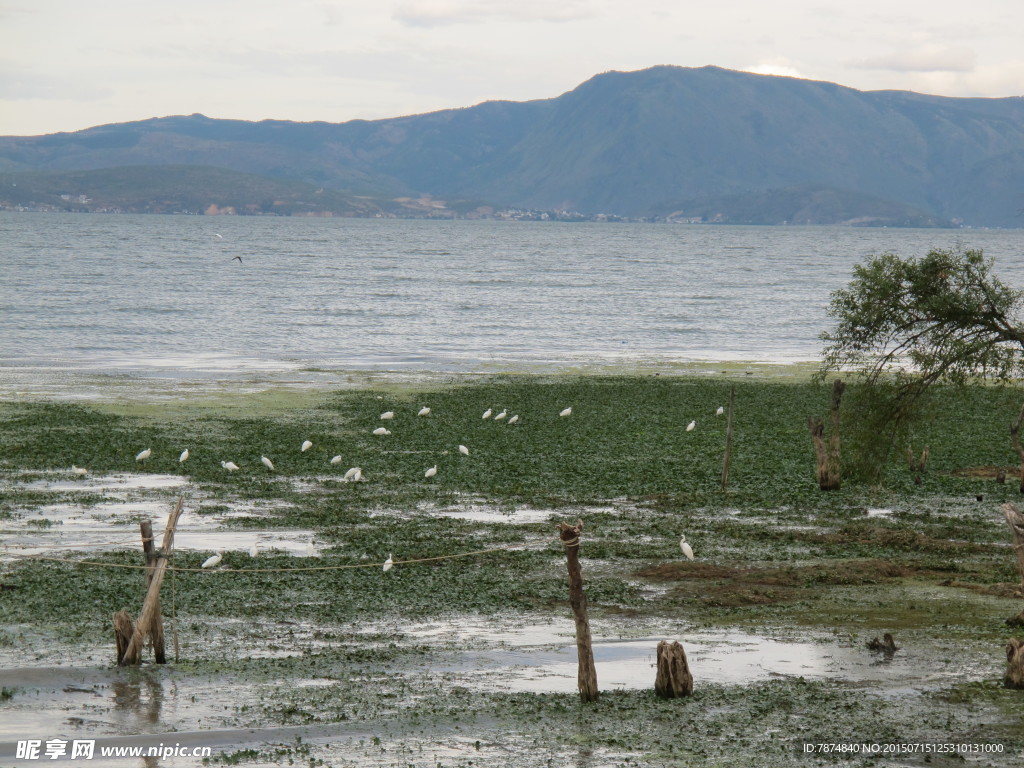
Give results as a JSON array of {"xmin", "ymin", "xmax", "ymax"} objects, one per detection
[{"xmin": 819, "ymin": 246, "xmax": 1024, "ymax": 476}]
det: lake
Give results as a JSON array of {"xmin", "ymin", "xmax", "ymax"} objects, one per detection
[{"xmin": 3, "ymin": 213, "xmax": 1023, "ymax": 378}]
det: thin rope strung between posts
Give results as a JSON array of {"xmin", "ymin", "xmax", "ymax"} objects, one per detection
[{"xmin": 4, "ymin": 537, "xmax": 562, "ymax": 573}]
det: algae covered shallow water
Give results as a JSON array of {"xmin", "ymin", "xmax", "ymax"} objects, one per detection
[{"xmin": 2, "ymin": 372, "xmax": 1024, "ymax": 766}]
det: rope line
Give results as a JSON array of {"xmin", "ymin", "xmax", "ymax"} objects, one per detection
[{"xmin": 1, "ymin": 537, "xmax": 561, "ymax": 573}]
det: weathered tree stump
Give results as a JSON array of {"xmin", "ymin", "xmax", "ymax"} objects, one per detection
[
  {"xmin": 113, "ymin": 610, "xmax": 134, "ymax": 664},
  {"xmin": 807, "ymin": 379, "xmax": 845, "ymax": 491},
  {"xmin": 654, "ymin": 640, "xmax": 693, "ymax": 698},
  {"xmin": 1004, "ymin": 639, "xmax": 1024, "ymax": 689},
  {"xmin": 1010, "ymin": 405, "xmax": 1024, "ymax": 493},
  {"xmin": 1001, "ymin": 503, "xmax": 1024, "ymax": 596},
  {"xmin": 866, "ymin": 633, "xmax": 899, "ymax": 657},
  {"xmin": 140, "ymin": 520, "xmax": 166, "ymax": 664},
  {"xmin": 558, "ymin": 519, "xmax": 598, "ymax": 703},
  {"xmin": 906, "ymin": 446, "xmax": 929, "ymax": 474}
]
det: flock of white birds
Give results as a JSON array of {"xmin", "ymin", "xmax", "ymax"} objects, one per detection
[{"xmin": 71, "ymin": 400, "xmax": 720, "ymax": 571}]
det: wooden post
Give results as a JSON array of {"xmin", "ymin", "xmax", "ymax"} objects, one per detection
[
  {"xmin": 140, "ymin": 521, "xmax": 166, "ymax": 664},
  {"xmin": 1005, "ymin": 639, "xmax": 1024, "ymax": 689},
  {"xmin": 1002, "ymin": 504, "xmax": 1024, "ymax": 592},
  {"xmin": 1010, "ymin": 405, "xmax": 1024, "ymax": 493},
  {"xmin": 113, "ymin": 610, "xmax": 134, "ymax": 664},
  {"xmin": 558, "ymin": 519, "xmax": 598, "ymax": 702},
  {"xmin": 654, "ymin": 640, "xmax": 693, "ymax": 698},
  {"xmin": 807, "ymin": 379, "xmax": 844, "ymax": 491},
  {"xmin": 121, "ymin": 498, "xmax": 183, "ymax": 666},
  {"xmin": 720, "ymin": 385, "xmax": 735, "ymax": 492}
]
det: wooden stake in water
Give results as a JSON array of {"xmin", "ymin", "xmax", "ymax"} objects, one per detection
[
  {"xmin": 139, "ymin": 520, "xmax": 166, "ymax": 664},
  {"xmin": 558, "ymin": 519, "xmax": 598, "ymax": 702},
  {"xmin": 121, "ymin": 498, "xmax": 183, "ymax": 666}
]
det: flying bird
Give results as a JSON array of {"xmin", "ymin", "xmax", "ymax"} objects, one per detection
[
  {"xmin": 373, "ymin": 427, "xmax": 391, "ymax": 436},
  {"xmin": 221, "ymin": 460, "xmax": 239, "ymax": 471},
  {"xmin": 261, "ymin": 456, "xmax": 274, "ymax": 471},
  {"xmin": 383, "ymin": 554, "xmax": 394, "ymax": 572},
  {"xmin": 458, "ymin": 445, "xmax": 470, "ymax": 456},
  {"xmin": 179, "ymin": 449, "xmax": 189, "ymax": 463},
  {"xmin": 424, "ymin": 465, "xmax": 437, "ymax": 478},
  {"xmin": 560, "ymin": 407, "xmax": 572, "ymax": 417},
  {"xmin": 380, "ymin": 411, "xmax": 395, "ymax": 420},
  {"xmin": 686, "ymin": 421, "xmax": 696, "ymax": 432},
  {"xmin": 231, "ymin": 255, "xmax": 242, "ymax": 264},
  {"xmin": 135, "ymin": 448, "xmax": 152, "ymax": 462},
  {"xmin": 679, "ymin": 536, "xmax": 694, "ymax": 561},
  {"xmin": 213, "ymin": 233, "xmax": 223, "ymax": 240},
  {"xmin": 417, "ymin": 407, "xmax": 431, "ymax": 416},
  {"xmin": 301, "ymin": 440, "xmax": 313, "ymax": 452},
  {"xmin": 201, "ymin": 551, "xmax": 224, "ymax": 569}
]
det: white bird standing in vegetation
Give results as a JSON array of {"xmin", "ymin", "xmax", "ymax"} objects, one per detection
[
  {"xmin": 417, "ymin": 407, "xmax": 431, "ymax": 416},
  {"xmin": 686, "ymin": 420, "xmax": 696, "ymax": 432},
  {"xmin": 135, "ymin": 448, "xmax": 152, "ymax": 463},
  {"xmin": 508, "ymin": 415, "xmax": 519, "ymax": 424},
  {"xmin": 71, "ymin": 465, "xmax": 88, "ymax": 476},
  {"xmin": 221, "ymin": 460, "xmax": 239, "ymax": 471},
  {"xmin": 249, "ymin": 543, "xmax": 259, "ymax": 558},
  {"xmin": 261, "ymin": 456, "xmax": 274, "ymax": 471},
  {"xmin": 560, "ymin": 407, "xmax": 572, "ymax": 417},
  {"xmin": 425, "ymin": 465, "xmax": 437, "ymax": 478},
  {"xmin": 383, "ymin": 554, "xmax": 394, "ymax": 572},
  {"xmin": 344, "ymin": 466, "xmax": 361, "ymax": 481},
  {"xmin": 202, "ymin": 551, "xmax": 224, "ymax": 569},
  {"xmin": 330, "ymin": 455, "xmax": 343, "ymax": 465},
  {"xmin": 380, "ymin": 411, "xmax": 395, "ymax": 420},
  {"xmin": 306, "ymin": 538, "xmax": 316, "ymax": 557},
  {"xmin": 482, "ymin": 408, "xmax": 492, "ymax": 419},
  {"xmin": 679, "ymin": 536, "xmax": 694, "ymax": 560},
  {"xmin": 495, "ymin": 410, "xmax": 507, "ymax": 421},
  {"xmin": 458, "ymin": 445, "xmax": 470, "ymax": 456},
  {"xmin": 179, "ymin": 449, "xmax": 189, "ymax": 463},
  {"xmin": 716, "ymin": 406, "xmax": 725, "ymax": 416},
  {"xmin": 301, "ymin": 440, "xmax": 313, "ymax": 452},
  {"xmin": 373, "ymin": 427, "xmax": 391, "ymax": 436}
]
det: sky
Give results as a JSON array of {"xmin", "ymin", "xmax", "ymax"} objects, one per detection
[{"xmin": 1, "ymin": 0, "xmax": 1022, "ymax": 137}]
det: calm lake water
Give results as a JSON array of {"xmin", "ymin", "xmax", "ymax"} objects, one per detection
[{"xmin": 3, "ymin": 212, "xmax": 1024, "ymax": 378}]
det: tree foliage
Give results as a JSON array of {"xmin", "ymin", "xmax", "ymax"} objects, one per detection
[{"xmin": 819, "ymin": 246, "xmax": 1024, "ymax": 476}]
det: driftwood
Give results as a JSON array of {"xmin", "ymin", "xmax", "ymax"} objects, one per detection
[
  {"xmin": 140, "ymin": 520, "xmax": 166, "ymax": 664},
  {"xmin": 807, "ymin": 379, "xmax": 845, "ymax": 490},
  {"xmin": 654, "ymin": 640, "xmax": 693, "ymax": 698},
  {"xmin": 1010, "ymin": 405, "xmax": 1024, "ymax": 493},
  {"xmin": 558, "ymin": 519, "xmax": 598, "ymax": 702},
  {"xmin": 113, "ymin": 610, "xmax": 134, "ymax": 664},
  {"xmin": 121, "ymin": 498, "xmax": 184, "ymax": 666},
  {"xmin": 1005, "ymin": 639, "xmax": 1024, "ymax": 689},
  {"xmin": 866, "ymin": 633, "xmax": 899, "ymax": 657}
]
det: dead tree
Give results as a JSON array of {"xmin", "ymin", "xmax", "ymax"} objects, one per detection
[
  {"xmin": 807, "ymin": 379, "xmax": 845, "ymax": 490},
  {"xmin": 558, "ymin": 519, "xmax": 598, "ymax": 703},
  {"xmin": 654, "ymin": 640, "xmax": 693, "ymax": 698},
  {"xmin": 1005, "ymin": 639, "xmax": 1024, "ymax": 689}
]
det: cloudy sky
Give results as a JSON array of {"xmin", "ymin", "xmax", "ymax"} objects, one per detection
[{"xmin": 2, "ymin": 0, "xmax": 1022, "ymax": 136}]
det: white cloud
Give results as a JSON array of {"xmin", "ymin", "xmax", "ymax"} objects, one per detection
[
  {"xmin": 392, "ymin": 0, "xmax": 598, "ymax": 27},
  {"xmin": 851, "ymin": 45, "xmax": 977, "ymax": 73}
]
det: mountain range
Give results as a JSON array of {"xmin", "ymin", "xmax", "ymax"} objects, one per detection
[{"xmin": 2, "ymin": 65, "xmax": 1023, "ymax": 227}]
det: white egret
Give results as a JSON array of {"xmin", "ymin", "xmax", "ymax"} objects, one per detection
[
  {"xmin": 330, "ymin": 455, "xmax": 343, "ymax": 465},
  {"xmin": 495, "ymin": 410, "xmax": 507, "ymax": 421},
  {"xmin": 716, "ymin": 406, "xmax": 725, "ymax": 416},
  {"xmin": 380, "ymin": 411, "xmax": 395, "ymax": 420},
  {"xmin": 135, "ymin": 448, "xmax": 152, "ymax": 463},
  {"xmin": 213, "ymin": 233, "xmax": 223, "ymax": 240},
  {"xmin": 482, "ymin": 408, "xmax": 492, "ymax": 419},
  {"xmin": 179, "ymin": 449, "xmax": 189, "ymax": 463},
  {"xmin": 383, "ymin": 554, "xmax": 394, "ymax": 572},
  {"xmin": 301, "ymin": 440, "xmax": 313, "ymax": 452},
  {"xmin": 249, "ymin": 543, "xmax": 259, "ymax": 558},
  {"xmin": 425, "ymin": 465, "xmax": 437, "ymax": 478},
  {"xmin": 458, "ymin": 444, "xmax": 470, "ymax": 456},
  {"xmin": 680, "ymin": 536, "xmax": 694, "ymax": 560},
  {"xmin": 417, "ymin": 407, "xmax": 431, "ymax": 416},
  {"xmin": 354, "ymin": 467, "xmax": 363, "ymax": 481},
  {"xmin": 559, "ymin": 407, "xmax": 572, "ymax": 417},
  {"xmin": 221, "ymin": 460, "xmax": 239, "ymax": 471},
  {"xmin": 686, "ymin": 420, "xmax": 696, "ymax": 432},
  {"xmin": 71, "ymin": 465, "xmax": 88, "ymax": 476},
  {"xmin": 344, "ymin": 466, "xmax": 361, "ymax": 481},
  {"xmin": 261, "ymin": 456, "xmax": 275, "ymax": 471},
  {"xmin": 306, "ymin": 538, "xmax": 316, "ymax": 557},
  {"xmin": 201, "ymin": 551, "xmax": 223, "ymax": 569},
  {"xmin": 373, "ymin": 427, "xmax": 391, "ymax": 436},
  {"xmin": 508, "ymin": 415, "xmax": 519, "ymax": 424}
]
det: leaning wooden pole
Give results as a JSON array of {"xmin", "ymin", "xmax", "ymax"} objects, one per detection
[
  {"xmin": 139, "ymin": 520, "xmax": 166, "ymax": 664},
  {"xmin": 558, "ymin": 519, "xmax": 598, "ymax": 702},
  {"xmin": 720, "ymin": 385, "xmax": 736, "ymax": 492},
  {"xmin": 121, "ymin": 498, "xmax": 184, "ymax": 666}
]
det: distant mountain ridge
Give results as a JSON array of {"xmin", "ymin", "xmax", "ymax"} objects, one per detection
[{"xmin": 1, "ymin": 65, "xmax": 1022, "ymax": 226}]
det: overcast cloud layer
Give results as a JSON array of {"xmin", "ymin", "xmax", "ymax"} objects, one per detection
[{"xmin": 1, "ymin": 0, "xmax": 1022, "ymax": 136}]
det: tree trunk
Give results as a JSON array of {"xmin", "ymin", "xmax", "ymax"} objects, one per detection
[
  {"xmin": 808, "ymin": 379, "xmax": 845, "ymax": 491},
  {"xmin": 654, "ymin": 640, "xmax": 693, "ymax": 698},
  {"xmin": 1005, "ymin": 639, "xmax": 1024, "ymax": 689}
]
